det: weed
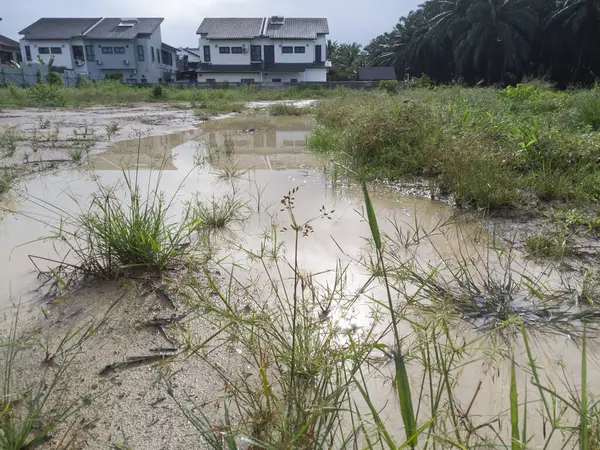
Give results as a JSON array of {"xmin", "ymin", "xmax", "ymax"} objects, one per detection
[
  {"xmin": 193, "ymin": 193, "xmax": 248, "ymax": 232},
  {"xmin": 268, "ymin": 103, "xmax": 310, "ymax": 116},
  {"xmin": 378, "ymin": 80, "xmax": 398, "ymax": 93},
  {"xmin": 0, "ymin": 127, "xmax": 20, "ymax": 157},
  {"xmin": 0, "ymin": 169, "xmax": 12, "ymax": 196},
  {"xmin": 151, "ymin": 85, "xmax": 165, "ymax": 100},
  {"xmin": 104, "ymin": 121, "xmax": 121, "ymax": 140},
  {"xmin": 45, "ymin": 72, "xmax": 63, "ymax": 86},
  {"xmin": 524, "ymin": 229, "xmax": 573, "ymax": 259},
  {"xmin": 37, "ymin": 117, "xmax": 51, "ymax": 129}
]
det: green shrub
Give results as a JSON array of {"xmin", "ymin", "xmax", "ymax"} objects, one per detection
[
  {"xmin": 105, "ymin": 73, "xmax": 123, "ymax": 82},
  {"xmin": 378, "ymin": 80, "xmax": 398, "ymax": 94},
  {"xmin": 574, "ymin": 86, "xmax": 600, "ymax": 130},
  {"xmin": 411, "ymin": 73, "xmax": 433, "ymax": 88},
  {"xmin": 45, "ymin": 71, "xmax": 63, "ymax": 86},
  {"xmin": 27, "ymin": 84, "xmax": 67, "ymax": 106},
  {"xmin": 151, "ymin": 84, "xmax": 165, "ymax": 100},
  {"xmin": 76, "ymin": 73, "xmax": 89, "ymax": 88},
  {"xmin": 268, "ymin": 103, "xmax": 310, "ymax": 116}
]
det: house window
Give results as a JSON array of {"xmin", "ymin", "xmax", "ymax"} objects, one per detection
[
  {"xmin": 151, "ymin": 46, "xmax": 155, "ymax": 62},
  {"xmin": 282, "ymin": 46, "xmax": 293, "ymax": 54},
  {"xmin": 294, "ymin": 46, "xmax": 305, "ymax": 54},
  {"xmin": 241, "ymin": 78, "xmax": 254, "ymax": 83},
  {"xmin": 114, "ymin": 47, "xmax": 125, "ymax": 54},
  {"xmin": 25, "ymin": 46, "xmax": 32, "ymax": 61},
  {"xmin": 250, "ymin": 45, "xmax": 261, "ymax": 61},
  {"xmin": 231, "ymin": 47, "xmax": 243, "ymax": 54},
  {"xmin": 85, "ymin": 45, "xmax": 95, "ymax": 60},
  {"xmin": 137, "ymin": 45, "xmax": 144, "ymax": 61},
  {"xmin": 38, "ymin": 47, "xmax": 50, "ymax": 54},
  {"xmin": 50, "ymin": 47, "xmax": 62, "ymax": 54},
  {"xmin": 102, "ymin": 47, "xmax": 113, "ymax": 54},
  {"xmin": 203, "ymin": 45, "xmax": 211, "ymax": 62},
  {"xmin": 219, "ymin": 47, "xmax": 231, "ymax": 54},
  {"xmin": 206, "ymin": 78, "xmax": 216, "ymax": 83},
  {"xmin": 157, "ymin": 49, "xmax": 160, "ymax": 63},
  {"xmin": 272, "ymin": 78, "xmax": 282, "ymax": 82}
]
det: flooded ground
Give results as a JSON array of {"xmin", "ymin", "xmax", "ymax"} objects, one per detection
[{"xmin": 0, "ymin": 106, "xmax": 597, "ymax": 448}]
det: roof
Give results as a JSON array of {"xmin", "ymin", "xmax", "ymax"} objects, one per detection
[
  {"xmin": 84, "ymin": 18, "xmax": 163, "ymax": 39},
  {"xmin": 197, "ymin": 18, "xmax": 264, "ymax": 39},
  {"xmin": 178, "ymin": 47, "xmax": 201, "ymax": 57},
  {"xmin": 198, "ymin": 63, "xmax": 328, "ymax": 73},
  {"xmin": 20, "ymin": 18, "xmax": 102, "ymax": 39},
  {"xmin": 162, "ymin": 43, "xmax": 178, "ymax": 53},
  {"xmin": 358, "ymin": 67, "xmax": 397, "ymax": 81},
  {"xmin": 0, "ymin": 35, "xmax": 20, "ymax": 49},
  {"xmin": 264, "ymin": 18, "xmax": 328, "ymax": 39}
]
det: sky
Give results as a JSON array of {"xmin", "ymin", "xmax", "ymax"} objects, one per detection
[{"xmin": 0, "ymin": 0, "xmax": 420, "ymax": 48}]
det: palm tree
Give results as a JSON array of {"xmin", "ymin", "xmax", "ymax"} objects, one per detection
[
  {"xmin": 550, "ymin": 0, "xmax": 600, "ymax": 82},
  {"xmin": 453, "ymin": 0, "xmax": 539, "ymax": 82},
  {"xmin": 330, "ymin": 43, "xmax": 365, "ymax": 80}
]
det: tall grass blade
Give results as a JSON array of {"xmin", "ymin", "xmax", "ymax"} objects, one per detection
[
  {"xmin": 361, "ymin": 181, "xmax": 381, "ymax": 250},
  {"xmin": 510, "ymin": 359, "xmax": 521, "ymax": 450},
  {"xmin": 395, "ymin": 352, "xmax": 418, "ymax": 449},
  {"xmin": 581, "ymin": 325, "xmax": 588, "ymax": 450}
]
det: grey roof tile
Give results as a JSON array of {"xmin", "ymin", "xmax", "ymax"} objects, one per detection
[
  {"xmin": 264, "ymin": 18, "xmax": 328, "ymax": 39},
  {"xmin": 19, "ymin": 18, "xmax": 102, "ymax": 39},
  {"xmin": 197, "ymin": 18, "xmax": 264, "ymax": 39},
  {"xmin": 0, "ymin": 35, "xmax": 20, "ymax": 49},
  {"xmin": 84, "ymin": 18, "xmax": 163, "ymax": 40},
  {"xmin": 358, "ymin": 67, "xmax": 397, "ymax": 81}
]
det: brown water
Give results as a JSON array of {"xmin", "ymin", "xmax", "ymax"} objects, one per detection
[{"xmin": 0, "ymin": 114, "xmax": 595, "ymax": 447}]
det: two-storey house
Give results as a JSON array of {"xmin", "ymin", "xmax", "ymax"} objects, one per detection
[
  {"xmin": 19, "ymin": 17, "xmax": 177, "ymax": 83},
  {"xmin": 196, "ymin": 16, "xmax": 331, "ymax": 83},
  {"xmin": 0, "ymin": 35, "xmax": 22, "ymax": 65}
]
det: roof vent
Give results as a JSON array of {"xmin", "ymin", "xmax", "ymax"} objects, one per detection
[
  {"xmin": 269, "ymin": 16, "xmax": 285, "ymax": 25},
  {"xmin": 118, "ymin": 18, "xmax": 138, "ymax": 27}
]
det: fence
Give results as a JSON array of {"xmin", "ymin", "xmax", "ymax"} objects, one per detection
[{"xmin": 0, "ymin": 64, "xmax": 102, "ymax": 87}]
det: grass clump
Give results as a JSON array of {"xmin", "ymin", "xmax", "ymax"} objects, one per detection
[
  {"xmin": 193, "ymin": 193, "xmax": 248, "ymax": 232},
  {"xmin": 0, "ymin": 127, "xmax": 20, "ymax": 157},
  {"xmin": 310, "ymin": 84, "xmax": 600, "ymax": 211},
  {"xmin": 524, "ymin": 229, "xmax": 573, "ymax": 259},
  {"xmin": 0, "ymin": 170, "xmax": 13, "ymax": 196},
  {"xmin": 573, "ymin": 85, "xmax": 600, "ymax": 130},
  {"xmin": 103, "ymin": 121, "xmax": 121, "ymax": 140},
  {"xmin": 268, "ymin": 103, "xmax": 310, "ymax": 116}
]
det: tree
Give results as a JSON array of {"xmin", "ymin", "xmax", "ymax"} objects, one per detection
[{"xmin": 329, "ymin": 43, "xmax": 365, "ymax": 80}]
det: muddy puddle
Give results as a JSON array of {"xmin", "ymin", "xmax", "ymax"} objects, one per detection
[{"xmin": 0, "ymin": 112, "xmax": 596, "ymax": 447}]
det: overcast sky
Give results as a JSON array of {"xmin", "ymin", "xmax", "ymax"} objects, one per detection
[{"xmin": 1, "ymin": 0, "xmax": 420, "ymax": 47}]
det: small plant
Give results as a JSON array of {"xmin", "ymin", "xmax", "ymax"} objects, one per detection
[
  {"xmin": 64, "ymin": 142, "xmax": 92, "ymax": 163},
  {"xmin": 524, "ymin": 229, "xmax": 573, "ymax": 259},
  {"xmin": 268, "ymin": 103, "xmax": 310, "ymax": 116},
  {"xmin": 45, "ymin": 71, "xmax": 63, "ymax": 86},
  {"xmin": 151, "ymin": 85, "xmax": 165, "ymax": 100},
  {"xmin": 0, "ymin": 127, "xmax": 20, "ymax": 157},
  {"xmin": 378, "ymin": 79, "xmax": 398, "ymax": 94},
  {"xmin": 575, "ymin": 85, "xmax": 600, "ymax": 130},
  {"xmin": 0, "ymin": 169, "xmax": 13, "ymax": 196},
  {"xmin": 104, "ymin": 121, "xmax": 121, "ymax": 140},
  {"xmin": 193, "ymin": 193, "xmax": 248, "ymax": 232},
  {"xmin": 105, "ymin": 73, "xmax": 123, "ymax": 82},
  {"xmin": 37, "ymin": 116, "xmax": 51, "ymax": 129}
]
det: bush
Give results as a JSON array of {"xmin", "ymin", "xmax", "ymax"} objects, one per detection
[
  {"xmin": 378, "ymin": 80, "xmax": 398, "ymax": 94},
  {"xmin": 76, "ymin": 73, "xmax": 89, "ymax": 88},
  {"xmin": 105, "ymin": 73, "xmax": 123, "ymax": 82},
  {"xmin": 151, "ymin": 84, "xmax": 165, "ymax": 100},
  {"xmin": 574, "ymin": 85, "xmax": 600, "ymax": 130},
  {"xmin": 45, "ymin": 71, "xmax": 63, "ymax": 86},
  {"xmin": 27, "ymin": 84, "xmax": 67, "ymax": 106}
]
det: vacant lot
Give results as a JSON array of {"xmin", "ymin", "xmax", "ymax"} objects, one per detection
[{"xmin": 0, "ymin": 83, "xmax": 599, "ymax": 449}]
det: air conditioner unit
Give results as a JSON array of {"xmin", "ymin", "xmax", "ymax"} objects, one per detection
[
  {"xmin": 96, "ymin": 60, "xmax": 103, "ymax": 65},
  {"xmin": 242, "ymin": 44, "xmax": 249, "ymax": 53},
  {"xmin": 74, "ymin": 59, "xmax": 85, "ymax": 66},
  {"xmin": 131, "ymin": 69, "xmax": 137, "ymax": 75},
  {"xmin": 123, "ymin": 59, "xmax": 130, "ymax": 65}
]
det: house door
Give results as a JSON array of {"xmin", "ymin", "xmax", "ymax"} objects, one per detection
[
  {"xmin": 315, "ymin": 45, "xmax": 322, "ymax": 63},
  {"xmin": 264, "ymin": 45, "xmax": 275, "ymax": 64}
]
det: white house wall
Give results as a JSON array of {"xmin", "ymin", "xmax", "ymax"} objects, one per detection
[
  {"xmin": 198, "ymin": 72, "xmax": 261, "ymax": 82},
  {"xmin": 20, "ymin": 39, "xmax": 75, "ymax": 69},
  {"xmin": 304, "ymin": 67, "xmax": 327, "ymax": 82},
  {"xmin": 198, "ymin": 39, "xmax": 253, "ymax": 65}
]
